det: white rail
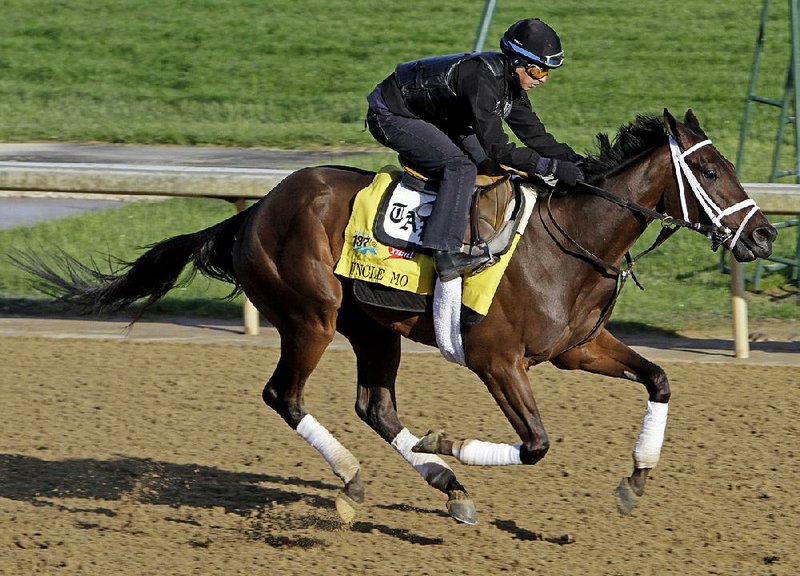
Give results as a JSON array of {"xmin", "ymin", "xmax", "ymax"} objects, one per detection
[{"xmin": 0, "ymin": 161, "xmax": 291, "ymax": 199}]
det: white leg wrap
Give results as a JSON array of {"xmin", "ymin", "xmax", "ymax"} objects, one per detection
[
  {"xmin": 633, "ymin": 401, "xmax": 669, "ymax": 469},
  {"xmin": 391, "ymin": 428, "xmax": 454, "ymax": 491},
  {"xmin": 453, "ymin": 439, "xmax": 523, "ymax": 466},
  {"xmin": 296, "ymin": 414, "xmax": 360, "ymax": 484}
]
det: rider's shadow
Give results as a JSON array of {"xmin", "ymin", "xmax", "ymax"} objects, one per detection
[{"xmin": 0, "ymin": 453, "xmax": 336, "ymax": 514}]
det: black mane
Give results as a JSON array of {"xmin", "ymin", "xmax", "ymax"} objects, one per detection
[{"xmin": 581, "ymin": 114, "xmax": 667, "ymax": 182}]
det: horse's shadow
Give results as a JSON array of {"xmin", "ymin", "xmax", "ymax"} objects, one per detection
[
  {"xmin": 0, "ymin": 453, "xmax": 336, "ymax": 515},
  {"xmin": 0, "ymin": 453, "xmax": 446, "ymax": 546}
]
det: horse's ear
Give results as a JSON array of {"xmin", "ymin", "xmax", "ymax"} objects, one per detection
[
  {"xmin": 663, "ymin": 108, "xmax": 681, "ymax": 143},
  {"xmin": 684, "ymin": 109, "xmax": 701, "ymax": 130}
]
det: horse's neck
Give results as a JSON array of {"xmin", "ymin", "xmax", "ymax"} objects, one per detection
[{"xmin": 579, "ymin": 153, "xmax": 672, "ymax": 263}]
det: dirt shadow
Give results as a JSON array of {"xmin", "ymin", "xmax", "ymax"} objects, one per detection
[
  {"xmin": 0, "ymin": 453, "xmax": 337, "ymax": 516},
  {"xmin": 491, "ymin": 519, "xmax": 575, "ymax": 545},
  {"xmin": 1, "ymin": 453, "xmax": 451, "ymax": 549}
]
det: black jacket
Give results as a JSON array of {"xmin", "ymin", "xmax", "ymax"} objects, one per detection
[{"xmin": 374, "ymin": 51, "xmax": 580, "ymax": 174}]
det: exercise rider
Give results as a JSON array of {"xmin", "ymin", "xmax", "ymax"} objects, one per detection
[{"xmin": 366, "ymin": 18, "xmax": 584, "ymax": 282}]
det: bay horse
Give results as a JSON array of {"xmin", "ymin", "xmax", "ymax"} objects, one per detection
[{"xmin": 17, "ymin": 109, "xmax": 776, "ymax": 524}]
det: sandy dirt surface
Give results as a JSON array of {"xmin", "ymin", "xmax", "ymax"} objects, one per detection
[{"xmin": 1, "ymin": 336, "xmax": 799, "ymax": 575}]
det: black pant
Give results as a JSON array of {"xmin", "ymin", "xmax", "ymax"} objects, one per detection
[{"xmin": 367, "ymin": 111, "xmax": 486, "ymax": 252}]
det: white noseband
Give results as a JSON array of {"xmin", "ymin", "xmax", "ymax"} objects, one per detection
[{"xmin": 668, "ymin": 135, "xmax": 760, "ymax": 249}]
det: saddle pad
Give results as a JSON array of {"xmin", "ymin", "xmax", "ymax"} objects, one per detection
[{"xmin": 335, "ymin": 169, "xmax": 532, "ymax": 316}]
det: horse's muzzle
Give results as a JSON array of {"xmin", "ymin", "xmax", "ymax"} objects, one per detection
[{"xmin": 732, "ymin": 224, "xmax": 777, "ymax": 262}]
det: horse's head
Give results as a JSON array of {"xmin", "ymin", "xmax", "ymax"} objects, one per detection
[{"xmin": 661, "ymin": 109, "xmax": 776, "ymax": 262}]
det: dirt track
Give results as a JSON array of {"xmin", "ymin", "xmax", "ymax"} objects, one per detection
[{"xmin": 1, "ymin": 335, "xmax": 799, "ymax": 575}]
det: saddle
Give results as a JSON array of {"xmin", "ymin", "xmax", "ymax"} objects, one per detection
[{"xmin": 373, "ymin": 158, "xmax": 525, "ymax": 259}]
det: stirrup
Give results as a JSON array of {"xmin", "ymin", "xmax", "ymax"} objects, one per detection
[
  {"xmin": 470, "ymin": 254, "xmax": 499, "ymax": 275},
  {"xmin": 434, "ymin": 245, "xmax": 494, "ymax": 282},
  {"xmin": 463, "ymin": 242, "xmax": 499, "ymax": 276}
]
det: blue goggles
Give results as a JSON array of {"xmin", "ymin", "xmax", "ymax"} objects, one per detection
[{"xmin": 502, "ymin": 38, "xmax": 564, "ymax": 69}]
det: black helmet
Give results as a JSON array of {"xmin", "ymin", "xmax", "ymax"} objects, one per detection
[{"xmin": 500, "ymin": 18, "xmax": 564, "ymax": 69}]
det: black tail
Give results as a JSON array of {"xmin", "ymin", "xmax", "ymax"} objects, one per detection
[{"xmin": 12, "ymin": 205, "xmax": 254, "ymax": 317}]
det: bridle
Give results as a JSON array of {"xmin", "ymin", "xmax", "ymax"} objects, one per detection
[
  {"xmin": 667, "ymin": 135, "xmax": 759, "ymax": 251},
  {"xmin": 545, "ymin": 133, "xmax": 762, "ymax": 287}
]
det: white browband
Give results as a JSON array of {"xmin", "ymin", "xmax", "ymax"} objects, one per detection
[{"xmin": 668, "ymin": 135, "xmax": 760, "ymax": 249}]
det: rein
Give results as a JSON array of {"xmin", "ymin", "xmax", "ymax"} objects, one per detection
[{"xmin": 546, "ymin": 188, "xmax": 678, "ymax": 289}]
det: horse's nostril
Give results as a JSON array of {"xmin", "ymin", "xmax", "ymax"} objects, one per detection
[{"xmin": 753, "ymin": 226, "xmax": 777, "ymax": 245}]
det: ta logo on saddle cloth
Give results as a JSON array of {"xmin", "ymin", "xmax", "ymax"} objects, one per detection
[
  {"xmin": 378, "ymin": 183, "xmax": 435, "ymax": 248},
  {"xmin": 334, "ymin": 167, "xmax": 537, "ymax": 318}
]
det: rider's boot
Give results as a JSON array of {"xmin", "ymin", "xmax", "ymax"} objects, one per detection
[{"xmin": 433, "ymin": 245, "xmax": 496, "ymax": 283}]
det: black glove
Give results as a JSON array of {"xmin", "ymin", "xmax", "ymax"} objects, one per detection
[{"xmin": 550, "ymin": 159, "xmax": 584, "ymax": 188}]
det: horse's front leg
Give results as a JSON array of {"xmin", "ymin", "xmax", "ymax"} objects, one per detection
[
  {"xmin": 551, "ymin": 328, "xmax": 671, "ymax": 515},
  {"xmin": 414, "ymin": 352, "xmax": 551, "ymax": 467}
]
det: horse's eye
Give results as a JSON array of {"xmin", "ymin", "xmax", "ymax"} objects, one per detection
[{"xmin": 702, "ymin": 168, "xmax": 718, "ymax": 180}]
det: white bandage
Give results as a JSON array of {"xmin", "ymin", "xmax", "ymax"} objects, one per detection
[
  {"xmin": 453, "ymin": 439, "xmax": 523, "ymax": 466},
  {"xmin": 633, "ymin": 401, "xmax": 669, "ymax": 469},
  {"xmin": 296, "ymin": 414, "xmax": 360, "ymax": 484},
  {"xmin": 391, "ymin": 429, "xmax": 455, "ymax": 490}
]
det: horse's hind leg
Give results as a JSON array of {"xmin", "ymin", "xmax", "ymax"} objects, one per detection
[
  {"xmin": 236, "ymin": 189, "xmax": 366, "ymax": 521},
  {"xmin": 551, "ymin": 328, "xmax": 671, "ymax": 515},
  {"xmin": 265, "ymin": 332, "xmax": 366, "ymax": 525},
  {"xmin": 261, "ymin": 315, "xmax": 366, "ymax": 521},
  {"xmin": 341, "ymin": 314, "xmax": 477, "ymax": 525}
]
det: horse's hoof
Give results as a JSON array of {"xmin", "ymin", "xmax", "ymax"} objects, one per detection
[
  {"xmin": 412, "ymin": 430, "xmax": 446, "ymax": 454},
  {"xmin": 614, "ymin": 477, "xmax": 639, "ymax": 516},
  {"xmin": 344, "ymin": 472, "xmax": 365, "ymax": 504},
  {"xmin": 335, "ymin": 492, "xmax": 359, "ymax": 525},
  {"xmin": 447, "ymin": 491, "xmax": 478, "ymax": 525}
]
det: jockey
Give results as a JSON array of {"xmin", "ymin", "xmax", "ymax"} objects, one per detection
[{"xmin": 366, "ymin": 18, "xmax": 584, "ymax": 282}]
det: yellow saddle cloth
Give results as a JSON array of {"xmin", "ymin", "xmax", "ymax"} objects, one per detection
[{"xmin": 335, "ymin": 169, "xmax": 529, "ymax": 315}]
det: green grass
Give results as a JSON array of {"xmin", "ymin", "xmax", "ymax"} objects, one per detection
[
  {"xmin": 0, "ymin": 0, "xmax": 796, "ymax": 327},
  {"xmin": 0, "ymin": 198, "xmax": 245, "ymax": 317},
  {"xmin": 613, "ymin": 221, "xmax": 798, "ymax": 330},
  {"xmin": 0, "ymin": 0, "xmax": 793, "ymax": 179}
]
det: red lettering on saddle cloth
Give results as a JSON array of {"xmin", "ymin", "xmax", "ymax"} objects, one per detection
[{"xmin": 385, "ymin": 247, "xmax": 416, "ymax": 260}]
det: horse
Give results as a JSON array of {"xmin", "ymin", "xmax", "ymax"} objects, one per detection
[{"xmin": 16, "ymin": 109, "xmax": 776, "ymax": 525}]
